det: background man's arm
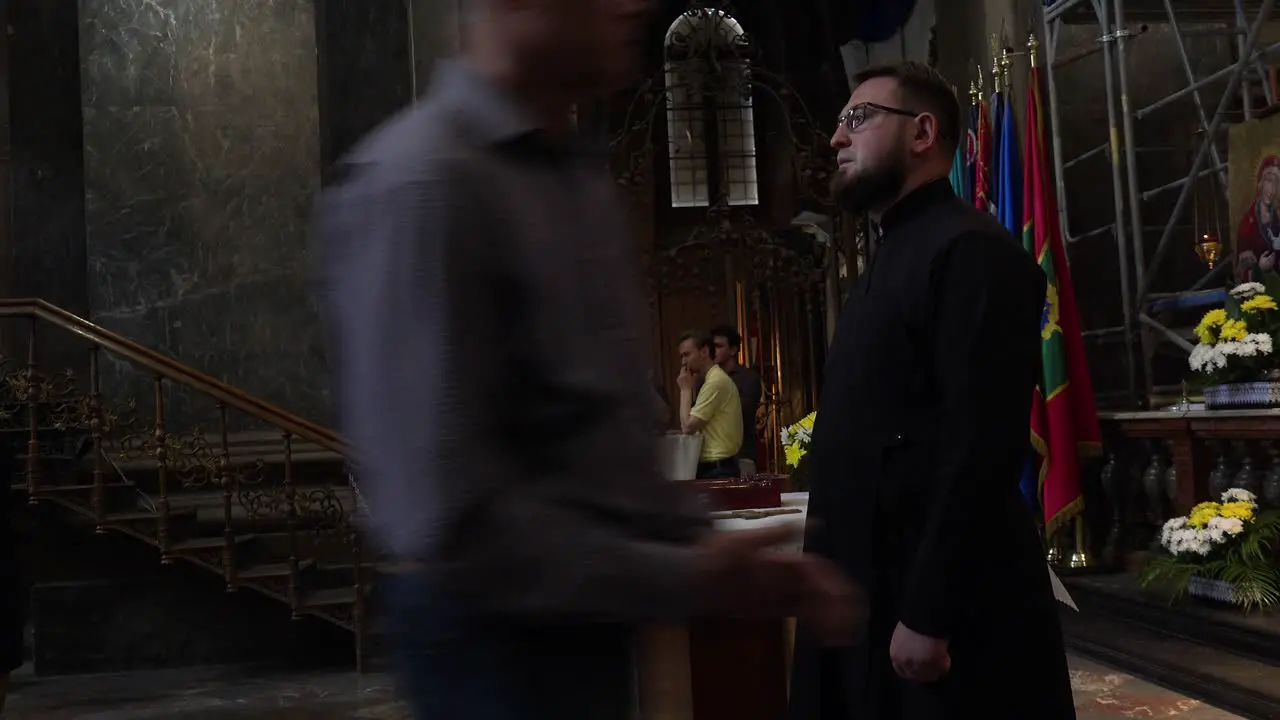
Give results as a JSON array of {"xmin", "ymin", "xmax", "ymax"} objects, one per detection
[{"xmin": 684, "ymin": 382, "xmax": 723, "ymax": 433}]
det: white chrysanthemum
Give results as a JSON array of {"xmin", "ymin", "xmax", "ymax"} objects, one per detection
[
  {"xmin": 1163, "ymin": 525, "xmax": 1221, "ymax": 556},
  {"xmin": 1188, "ymin": 344, "xmax": 1208, "ymax": 371},
  {"xmin": 1222, "ymin": 488, "xmax": 1258, "ymax": 505},
  {"xmin": 1189, "ymin": 343, "xmax": 1223, "ymax": 372},
  {"xmin": 1208, "ymin": 515, "xmax": 1246, "ymax": 536},
  {"xmin": 1221, "ymin": 333, "xmax": 1275, "ymax": 358},
  {"xmin": 1249, "ymin": 333, "xmax": 1275, "ymax": 355},
  {"xmin": 1231, "ymin": 282, "xmax": 1266, "ymax": 298},
  {"xmin": 1160, "ymin": 516, "xmax": 1187, "ymax": 546}
]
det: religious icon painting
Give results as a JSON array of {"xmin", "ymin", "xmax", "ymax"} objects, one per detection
[{"xmin": 1229, "ymin": 113, "xmax": 1280, "ymax": 282}]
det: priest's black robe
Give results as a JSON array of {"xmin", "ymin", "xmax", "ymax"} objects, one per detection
[{"xmin": 789, "ymin": 178, "xmax": 1076, "ymax": 720}]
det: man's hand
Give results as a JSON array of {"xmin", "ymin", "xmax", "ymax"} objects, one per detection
[
  {"xmin": 693, "ymin": 524, "xmax": 864, "ymax": 645},
  {"xmin": 677, "ymin": 365, "xmax": 696, "ymax": 392},
  {"xmin": 789, "ymin": 553, "xmax": 862, "ymax": 645},
  {"xmin": 890, "ymin": 621, "xmax": 950, "ymax": 683}
]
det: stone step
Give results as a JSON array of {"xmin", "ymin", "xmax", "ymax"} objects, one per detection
[
  {"xmin": 1061, "ymin": 609, "xmax": 1280, "ymax": 720},
  {"xmin": 14, "ymin": 483, "xmax": 361, "ymax": 528},
  {"xmin": 111, "ymin": 430, "xmax": 344, "ymax": 472},
  {"xmin": 1064, "ymin": 571, "xmax": 1280, "ymax": 665}
]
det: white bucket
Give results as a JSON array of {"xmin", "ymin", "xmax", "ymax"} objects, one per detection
[{"xmin": 658, "ymin": 433, "xmax": 703, "ymax": 481}]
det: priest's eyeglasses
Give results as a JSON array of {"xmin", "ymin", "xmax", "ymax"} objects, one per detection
[{"xmin": 837, "ymin": 102, "xmax": 923, "ymax": 134}]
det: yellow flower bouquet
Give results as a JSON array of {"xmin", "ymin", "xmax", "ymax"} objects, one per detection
[
  {"xmin": 1140, "ymin": 488, "xmax": 1280, "ymax": 610},
  {"xmin": 1188, "ymin": 281, "xmax": 1280, "ymax": 384},
  {"xmin": 779, "ymin": 411, "xmax": 816, "ymax": 469}
]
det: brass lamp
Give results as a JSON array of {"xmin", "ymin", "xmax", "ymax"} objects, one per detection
[
  {"xmin": 1196, "ymin": 233, "xmax": 1222, "ymax": 269},
  {"xmin": 1191, "ymin": 125, "xmax": 1225, "ymax": 270}
]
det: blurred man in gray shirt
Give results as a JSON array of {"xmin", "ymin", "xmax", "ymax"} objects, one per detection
[{"xmin": 314, "ymin": 0, "xmax": 858, "ymax": 715}]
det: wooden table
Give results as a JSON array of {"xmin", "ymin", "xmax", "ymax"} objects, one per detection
[{"xmin": 635, "ymin": 493, "xmax": 808, "ymax": 720}]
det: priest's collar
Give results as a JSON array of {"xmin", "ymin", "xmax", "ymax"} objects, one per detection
[{"xmin": 874, "ymin": 177, "xmax": 956, "ymax": 237}]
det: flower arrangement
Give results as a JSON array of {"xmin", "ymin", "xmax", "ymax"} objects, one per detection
[
  {"xmin": 779, "ymin": 411, "xmax": 816, "ymax": 468},
  {"xmin": 1188, "ymin": 281, "xmax": 1280, "ymax": 384},
  {"xmin": 1140, "ymin": 488, "xmax": 1280, "ymax": 610}
]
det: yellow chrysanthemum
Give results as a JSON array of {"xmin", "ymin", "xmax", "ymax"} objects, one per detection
[
  {"xmin": 1220, "ymin": 501, "xmax": 1255, "ymax": 522},
  {"xmin": 1242, "ymin": 294, "xmax": 1279, "ymax": 313},
  {"xmin": 797, "ymin": 411, "xmax": 816, "ymax": 430},
  {"xmin": 784, "ymin": 444, "xmax": 805, "ymax": 468},
  {"xmin": 1218, "ymin": 319, "xmax": 1248, "ymax": 342},
  {"xmin": 1195, "ymin": 309, "xmax": 1228, "ymax": 343},
  {"xmin": 1188, "ymin": 501, "xmax": 1221, "ymax": 528}
]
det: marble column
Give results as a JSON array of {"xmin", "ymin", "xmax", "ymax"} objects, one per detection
[
  {"xmin": 78, "ymin": 0, "xmax": 325, "ymax": 425},
  {"xmin": 409, "ymin": 0, "xmax": 464, "ymax": 96},
  {"xmin": 316, "ymin": 0, "xmax": 414, "ymax": 169},
  {"xmin": 9, "ymin": 0, "xmax": 91, "ymax": 371},
  {"xmin": 0, "ymin": 1, "xmax": 12, "ymax": 315}
]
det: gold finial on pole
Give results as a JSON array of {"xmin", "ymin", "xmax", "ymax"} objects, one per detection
[
  {"xmin": 976, "ymin": 63, "xmax": 985, "ymax": 95},
  {"xmin": 1028, "ymin": 32, "xmax": 1039, "ymax": 68},
  {"xmin": 969, "ymin": 79, "xmax": 979, "ymax": 105},
  {"xmin": 1000, "ymin": 46, "xmax": 1013, "ymax": 91}
]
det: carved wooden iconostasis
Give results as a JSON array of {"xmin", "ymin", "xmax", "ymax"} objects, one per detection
[{"xmin": 602, "ymin": 0, "xmax": 857, "ymax": 471}]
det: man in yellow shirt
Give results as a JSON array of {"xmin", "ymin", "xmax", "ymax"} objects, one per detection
[{"xmin": 677, "ymin": 331, "xmax": 743, "ymax": 478}]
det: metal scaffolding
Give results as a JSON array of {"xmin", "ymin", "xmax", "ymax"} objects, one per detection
[{"xmin": 1041, "ymin": 0, "xmax": 1278, "ymax": 408}]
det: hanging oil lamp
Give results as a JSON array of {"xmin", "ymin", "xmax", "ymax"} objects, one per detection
[
  {"xmin": 1191, "ymin": 125, "xmax": 1223, "ymax": 269},
  {"xmin": 1196, "ymin": 233, "xmax": 1222, "ymax": 269}
]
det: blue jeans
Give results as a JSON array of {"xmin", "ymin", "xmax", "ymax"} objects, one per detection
[
  {"xmin": 696, "ymin": 458, "xmax": 739, "ymax": 479},
  {"xmin": 386, "ymin": 572, "xmax": 636, "ymax": 720}
]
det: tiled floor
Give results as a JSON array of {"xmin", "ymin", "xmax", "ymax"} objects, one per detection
[
  {"xmin": 1070, "ymin": 657, "xmax": 1242, "ymax": 719},
  {"xmin": 0, "ymin": 655, "xmax": 1243, "ymax": 719}
]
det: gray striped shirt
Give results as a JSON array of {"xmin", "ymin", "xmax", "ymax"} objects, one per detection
[{"xmin": 314, "ymin": 61, "xmax": 707, "ymax": 619}]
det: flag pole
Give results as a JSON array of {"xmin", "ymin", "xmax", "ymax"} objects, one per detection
[
  {"xmin": 990, "ymin": 33, "xmax": 1002, "ymax": 90},
  {"xmin": 1000, "ymin": 47, "xmax": 1012, "ymax": 92},
  {"xmin": 1069, "ymin": 515, "xmax": 1094, "ymax": 569},
  {"xmin": 1025, "ymin": 28, "xmax": 1094, "ymax": 571}
]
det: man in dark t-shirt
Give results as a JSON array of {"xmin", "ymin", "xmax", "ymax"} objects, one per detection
[{"xmin": 710, "ymin": 325, "xmax": 762, "ymax": 467}]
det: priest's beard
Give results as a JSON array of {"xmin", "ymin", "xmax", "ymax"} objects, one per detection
[{"xmin": 831, "ymin": 150, "xmax": 908, "ymax": 216}]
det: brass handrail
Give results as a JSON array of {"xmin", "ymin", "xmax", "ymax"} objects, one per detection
[{"xmin": 0, "ymin": 298, "xmax": 346, "ymax": 454}]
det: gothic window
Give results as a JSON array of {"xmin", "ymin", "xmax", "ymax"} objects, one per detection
[{"xmin": 663, "ymin": 9, "xmax": 759, "ymax": 208}]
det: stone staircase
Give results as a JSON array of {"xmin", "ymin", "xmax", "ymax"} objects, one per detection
[{"xmin": 0, "ymin": 299, "xmax": 376, "ymax": 671}]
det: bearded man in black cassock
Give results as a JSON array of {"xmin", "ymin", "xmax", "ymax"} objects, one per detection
[{"xmin": 788, "ymin": 61, "xmax": 1076, "ymax": 720}]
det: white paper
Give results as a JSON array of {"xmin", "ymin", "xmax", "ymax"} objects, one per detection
[{"xmin": 1047, "ymin": 564, "xmax": 1078, "ymax": 611}]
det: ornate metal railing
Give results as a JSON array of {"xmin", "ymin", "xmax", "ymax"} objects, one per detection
[{"xmin": 0, "ymin": 298, "xmax": 371, "ymax": 670}]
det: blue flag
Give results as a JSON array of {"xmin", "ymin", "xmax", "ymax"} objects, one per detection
[
  {"xmin": 994, "ymin": 88, "xmax": 1036, "ymax": 522},
  {"xmin": 996, "ymin": 93, "xmax": 1021, "ymax": 236},
  {"xmin": 950, "ymin": 142, "xmax": 969, "ymax": 202}
]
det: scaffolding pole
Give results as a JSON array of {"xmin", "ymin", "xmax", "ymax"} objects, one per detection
[
  {"xmin": 1041, "ymin": 0, "xmax": 1278, "ymax": 409},
  {"xmin": 1135, "ymin": 0, "xmax": 1274, "ymax": 307},
  {"xmin": 1159, "ymin": 0, "xmax": 1230, "ymax": 196},
  {"xmin": 1043, "ymin": 0, "xmax": 1139, "ymax": 406}
]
